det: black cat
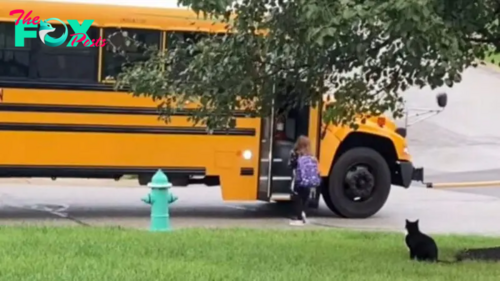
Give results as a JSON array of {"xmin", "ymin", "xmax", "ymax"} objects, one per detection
[{"xmin": 405, "ymin": 219, "xmax": 446, "ymax": 262}]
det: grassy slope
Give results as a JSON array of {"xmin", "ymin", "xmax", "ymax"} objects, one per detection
[{"xmin": 1, "ymin": 227, "xmax": 500, "ymax": 281}]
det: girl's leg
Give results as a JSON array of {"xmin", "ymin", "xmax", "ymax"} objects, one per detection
[
  {"xmin": 299, "ymin": 188, "xmax": 311, "ymax": 221},
  {"xmin": 293, "ymin": 190, "xmax": 304, "ymax": 220}
]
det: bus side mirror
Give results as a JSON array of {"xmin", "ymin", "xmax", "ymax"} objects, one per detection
[
  {"xmin": 395, "ymin": 127, "xmax": 407, "ymax": 138},
  {"xmin": 436, "ymin": 92, "xmax": 447, "ymax": 108}
]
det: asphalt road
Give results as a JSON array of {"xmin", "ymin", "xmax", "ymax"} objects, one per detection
[
  {"xmin": 401, "ymin": 65, "xmax": 500, "ymax": 176},
  {"xmin": 1, "ymin": 179, "xmax": 500, "ymax": 235},
  {"xmin": 400, "ymin": 64, "xmax": 500, "ymax": 198}
]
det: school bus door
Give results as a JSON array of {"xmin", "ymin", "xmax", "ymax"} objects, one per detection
[
  {"xmin": 257, "ymin": 104, "xmax": 277, "ymax": 201},
  {"xmin": 257, "ymin": 103, "xmax": 321, "ymax": 204}
]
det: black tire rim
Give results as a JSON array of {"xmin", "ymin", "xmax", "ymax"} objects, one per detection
[{"xmin": 343, "ymin": 163, "xmax": 375, "ymax": 202}]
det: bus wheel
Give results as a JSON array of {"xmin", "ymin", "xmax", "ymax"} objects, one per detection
[
  {"xmin": 326, "ymin": 147, "xmax": 391, "ymax": 218},
  {"xmin": 321, "ymin": 181, "xmax": 341, "ymax": 216}
]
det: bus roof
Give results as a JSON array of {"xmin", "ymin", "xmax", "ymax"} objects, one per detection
[{"xmin": 0, "ymin": 0, "xmax": 229, "ymax": 31}]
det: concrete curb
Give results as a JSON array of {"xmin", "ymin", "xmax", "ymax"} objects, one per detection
[
  {"xmin": 426, "ymin": 180, "xmax": 500, "ymax": 188},
  {"xmin": 425, "ymin": 180, "xmax": 500, "ymax": 188}
]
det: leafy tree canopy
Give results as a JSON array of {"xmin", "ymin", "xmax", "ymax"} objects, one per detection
[{"xmin": 115, "ymin": 0, "xmax": 500, "ymax": 130}]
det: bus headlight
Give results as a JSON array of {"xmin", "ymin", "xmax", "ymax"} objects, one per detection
[
  {"xmin": 242, "ymin": 150, "xmax": 252, "ymax": 160},
  {"xmin": 403, "ymin": 146, "xmax": 409, "ymax": 154}
]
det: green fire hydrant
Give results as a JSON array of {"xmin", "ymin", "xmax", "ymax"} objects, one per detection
[{"xmin": 141, "ymin": 169, "xmax": 178, "ymax": 231}]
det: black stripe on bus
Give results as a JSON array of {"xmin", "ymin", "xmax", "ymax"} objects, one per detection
[
  {"xmin": 0, "ymin": 123, "xmax": 256, "ymax": 136},
  {"xmin": 0, "ymin": 80, "xmax": 118, "ymax": 92},
  {"xmin": 0, "ymin": 103, "xmax": 249, "ymax": 117},
  {"xmin": 0, "ymin": 165, "xmax": 205, "ymax": 178}
]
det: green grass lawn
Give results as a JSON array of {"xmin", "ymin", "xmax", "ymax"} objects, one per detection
[{"xmin": 1, "ymin": 227, "xmax": 500, "ymax": 281}]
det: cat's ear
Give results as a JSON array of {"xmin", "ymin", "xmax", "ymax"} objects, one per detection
[
  {"xmin": 405, "ymin": 219, "xmax": 409, "ymax": 223},
  {"xmin": 415, "ymin": 219, "xmax": 419, "ymax": 224}
]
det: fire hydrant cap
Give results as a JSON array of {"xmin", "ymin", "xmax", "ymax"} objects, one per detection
[{"xmin": 147, "ymin": 169, "xmax": 172, "ymax": 188}]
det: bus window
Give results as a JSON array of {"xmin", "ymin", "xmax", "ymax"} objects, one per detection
[
  {"xmin": 167, "ymin": 31, "xmax": 209, "ymax": 49},
  {"xmin": 33, "ymin": 25, "xmax": 99, "ymax": 82},
  {"xmin": 0, "ymin": 22, "xmax": 31, "ymax": 78},
  {"xmin": 166, "ymin": 31, "xmax": 231, "ymax": 49},
  {"xmin": 102, "ymin": 28, "xmax": 161, "ymax": 80},
  {"xmin": 166, "ymin": 31, "xmax": 230, "ymax": 75}
]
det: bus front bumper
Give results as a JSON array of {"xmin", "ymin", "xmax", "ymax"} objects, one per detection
[{"xmin": 399, "ymin": 161, "xmax": 424, "ymax": 188}]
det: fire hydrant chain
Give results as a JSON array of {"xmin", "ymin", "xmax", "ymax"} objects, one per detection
[{"xmin": 141, "ymin": 169, "xmax": 178, "ymax": 232}]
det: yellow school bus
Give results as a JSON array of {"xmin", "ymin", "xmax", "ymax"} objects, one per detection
[{"xmin": 0, "ymin": 0, "xmax": 423, "ymax": 218}]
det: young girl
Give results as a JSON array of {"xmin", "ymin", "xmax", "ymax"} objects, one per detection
[{"xmin": 289, "ymin": 135, "xmax": 321, "ymax": 226}]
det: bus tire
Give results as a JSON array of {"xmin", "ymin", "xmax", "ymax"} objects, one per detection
[
  {"xmin": 321, "ymin": 181, "xmax": 341, "ymax": 216},
  {"xmin": 326, "ymin": 147, "xmax": 391, "ymax": 218}
]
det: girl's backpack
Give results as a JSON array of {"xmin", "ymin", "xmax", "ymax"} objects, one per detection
[{"xmin": 296, "ymin": 155, "xmax": 321, "ymax": 188}]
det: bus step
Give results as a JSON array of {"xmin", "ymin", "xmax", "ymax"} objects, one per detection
[{"xmin": 270, "ymin": 193, "xmax": 291, "ymax": 201}]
